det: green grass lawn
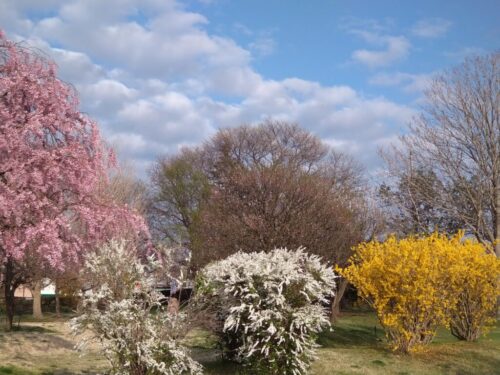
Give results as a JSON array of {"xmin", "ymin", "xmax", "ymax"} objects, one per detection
[
  {"xmin": 312, "ymin": 313, "xmax": 500, "ymax": 375},
  {"xmin": 1, "ymin": 312, "xmax": 499, "ymax": 374}
]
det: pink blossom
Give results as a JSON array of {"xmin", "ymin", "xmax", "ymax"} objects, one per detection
[{"xmin": 0, "ymin": 34, "xmax": 149, "ymax": 271}]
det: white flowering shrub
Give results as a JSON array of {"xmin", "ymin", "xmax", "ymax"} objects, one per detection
[
  {"xmin": 195, "ymin": 247, "xmax": 336, "ymax": 375},
  {"xmin": 70, "ymin": 240, "xmax": 202, "ymax": 375}
]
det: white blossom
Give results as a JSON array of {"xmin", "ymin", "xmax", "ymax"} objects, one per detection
[
  {"xmin": 70, "ymin": 239, "xmax": 202, "ymax": 375},
  {"xmin": 196, "ymin": 247, "xmax": 336, "ymax": 375}
]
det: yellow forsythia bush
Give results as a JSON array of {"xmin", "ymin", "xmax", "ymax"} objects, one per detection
[
  {"xmin": 339, "ymin": 232, "xmax": 500, "ymax": 353},
  {"xmin": 449, "ymin": 239, "xmax": 500, "ymax": 341}
]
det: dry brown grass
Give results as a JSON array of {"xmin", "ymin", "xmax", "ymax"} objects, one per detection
[{"xmin": 0, "ymin": 315, "xmax": 107, "ymax": 374}]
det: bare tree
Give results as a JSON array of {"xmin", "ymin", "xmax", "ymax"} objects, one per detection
[
  {"xmin": 98, "ymin": 163, "xmax": 149, "ymax": 215},
  {"xmin": 378, "ymin": 167, "xmax": 465, "ymax": 236},
  {"xmin": 383, "ymin": 52, "xmax": 499, "ymax": 254},
  {"xmin": 155, "ymin": 122, "xmax": 373, "ymax": 319},
  {"xmin": 149, "ymin": 148, "xmax": 210, "ymax": 245},
  {"xmin": 149, "ymin": 122, "xmax": 378, "ymax": 319}
]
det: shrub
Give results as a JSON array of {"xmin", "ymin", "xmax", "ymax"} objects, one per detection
[
  {"xmin": 195, "ymin": 247, "xmax": 336, "ymax": 375},
  {"xmin": 449, "ymin": 239, "xmax": 500, "ymax": 341},
  {"xmin": 340, "ymin": 233, "xmax": 456, "ymax": 353},
  {"xmin": 70, "ymin": 240, "xmax": 202, "ymax": 375},
  {"xmin": 340, "ymin": 232, "xmax": 500, "ymax": 353}
]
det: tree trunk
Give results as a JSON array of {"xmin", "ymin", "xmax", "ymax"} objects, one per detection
[
  {"xmin": 5, "ymin": 286, "xmax": 15, "ymax": 331},
  {"xmin": 494, "ymin": 180, "xmax": 500, "ymax": 258},
  {"xmin": 32, "ymin": 280, "xmax": 43, "ymax": 319},
  {"xmin": 3, "ymin": 258, "xmax": 16, "ymax": 331},
  {"xmin": 55, "ymin": 280, "xmax": 61, "ymax": 318},
  {"xmin": 495, "ymin": 182, "xmax": 500, "ymax": 318},
  {"xmin": 167, "ymin": 297, "xmax": 180, "ymax": 315},
  {"xmin": 330, "ymin": 278, "xmax": 348, "ymax": 322}
]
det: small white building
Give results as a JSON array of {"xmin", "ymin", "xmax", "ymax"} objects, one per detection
[{"xmin": 14, "ymin": 279, "xmax": 55, "ymax": 298}]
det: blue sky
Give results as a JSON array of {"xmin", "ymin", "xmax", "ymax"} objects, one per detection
[
  {"xmin": 194, "ymin": 0, "xmax": 498, "ymax": 98},
  {"xmin": 1, "ymin": 0, "xmax": 499, "ymax": 176}
]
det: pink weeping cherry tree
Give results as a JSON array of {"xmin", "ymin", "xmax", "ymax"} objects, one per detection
[{"xmin": 0, "ymin": 32, "xmax": 149, "ymax": 329}]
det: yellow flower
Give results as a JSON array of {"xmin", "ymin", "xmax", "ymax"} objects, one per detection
[{"xmin": 339, "ymin": 232, "xmax": 500, "ymax": 353}]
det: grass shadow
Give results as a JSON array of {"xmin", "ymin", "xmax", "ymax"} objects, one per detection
[
  {"xmin": 191, "ymin": 347, "xmax": 241, "ymax": 375},
  {"xmin": 13, "ymin": 313, "xmax": 76, "ymax": 324},
  {"xmin": 9, "ymin": 325, "xmax": 57, "ymax": 334},
  {"xmin": 0, "ymin": 364, "xmax": 104, "ymax": 375},
  {"xmin": 318, "ymin": 314, "xmax": 386, "ymax": 350},
  {"xmin": 202, "ymin": 360, "xmax": 240, "ymax": 375},
  {"xmin": 319, "ymin": 324, "xmax": 384, "ymax": 348},
  {"xmin": 0, "ymin": 325, "xmax": 76, "ymax": 353},
  {"xmin": 0, "ymin": 366, "xmax": 37, "ymax": 375},
  {"xmin": 184, "ymin": 328, "xmax": 219, "ymax": 349}
]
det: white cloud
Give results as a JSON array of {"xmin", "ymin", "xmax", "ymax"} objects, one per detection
[
  {"xmin": 108, "ymin": 132, "xmax": 148, "ymax": 154},
  {"xmin": 1, "ymin": 0, "xmax": 416, "ymax": 174},
  {"xmin": 79, "ymin": 79, "xmax": 138, "ymax": 115},
  {"xmin": 369, "ymin": 72, "xmax": 434, "ymax": 93},
  {"xmin": 340, "ymin": 17, "xmax": 395, "ymax": 36},
  {"xmin": 249, "ymin": 36, "xmax": 275, "ymax": 57},
  {"xmin": 412, "ymin": 18, "xmax": 452, "ymax": 38},
  {"xmin": 352, "ymin": 35, "xmax": 410, "ymax": 68},
  {"xmin": 233, "ymin": 22, "xmax": 253, "ymax": 36},
  {"xmin": 444, "ymin": 46, "xmax": 485, "ymax": 60},
  {"xmin": 0, "ymin": 2, "xmax": 33, "ymax": 34},
  {"xmin": 29, "ymin": 1, "xmax": 250, "ymax": 82},
  {"xmin": 342, "ymin": 20, "xmax": 411, "ymax": 68}
]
